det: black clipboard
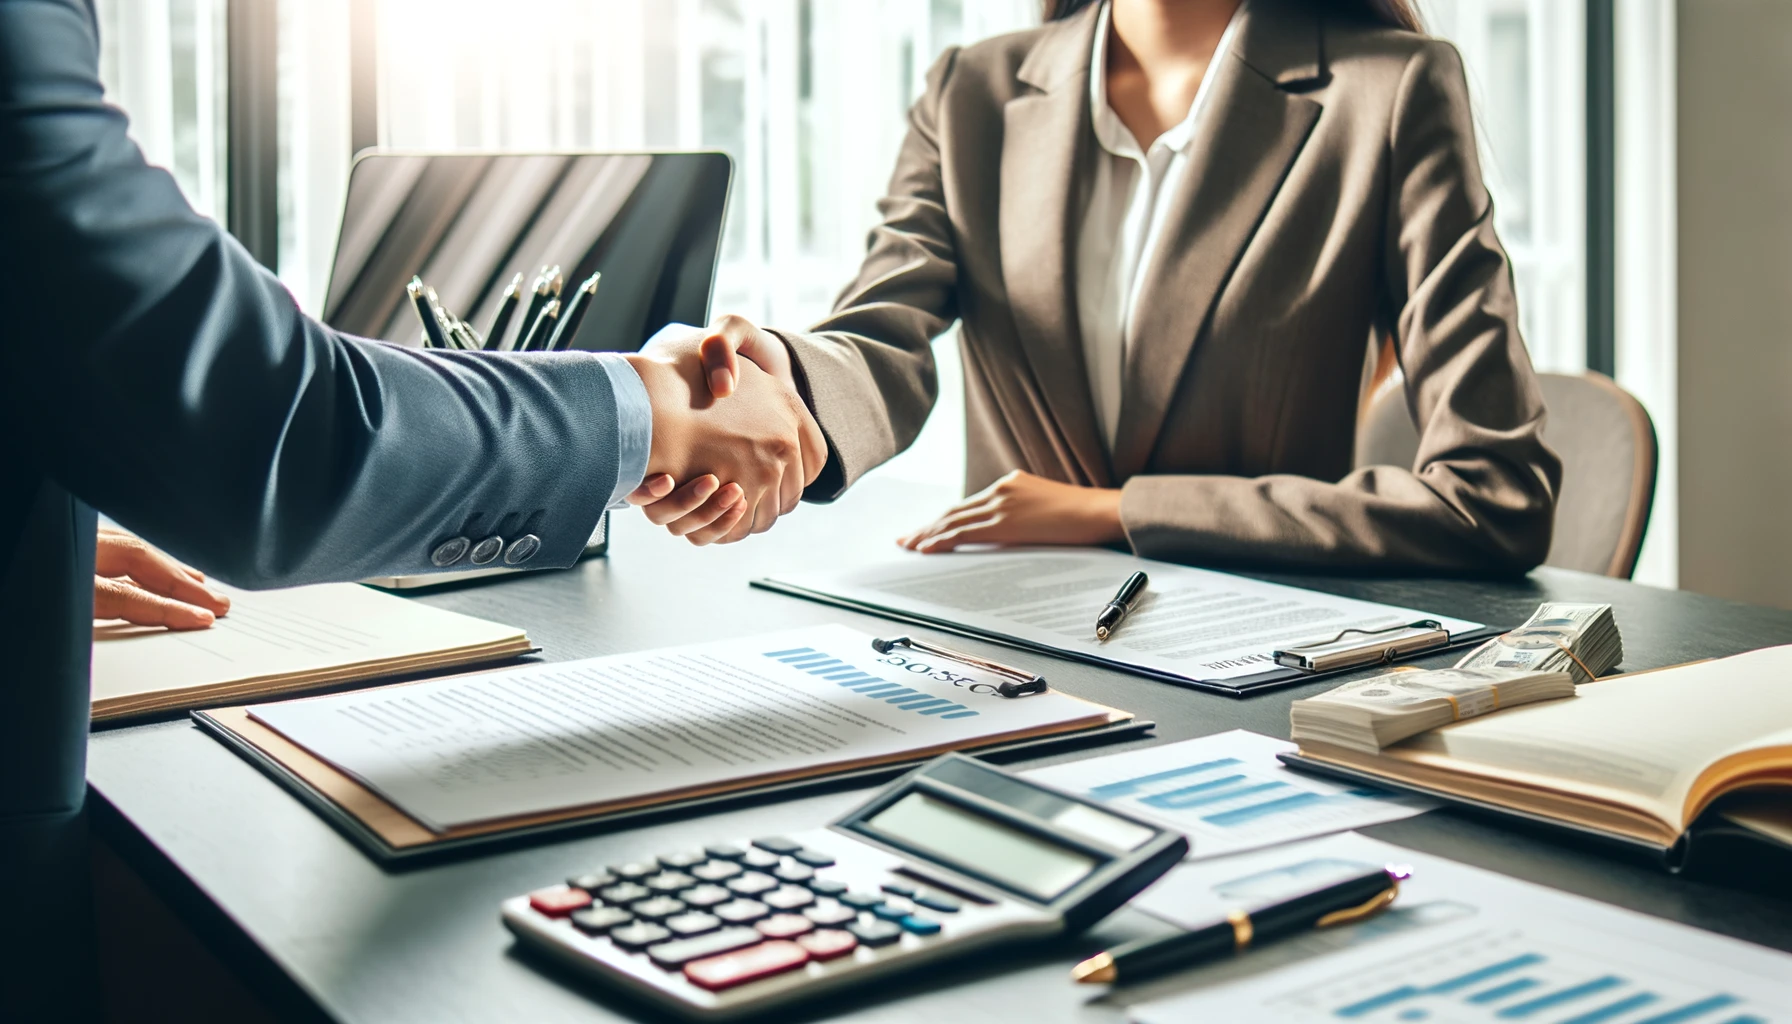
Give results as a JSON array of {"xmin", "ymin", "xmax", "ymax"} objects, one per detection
[
  {"xmin": 191, "ymin": 709, "xmax": 1155, "ymax": 868},
  {"xmin": 751, "ymin": 578, "xmax": 1506, "ymax": 697}
]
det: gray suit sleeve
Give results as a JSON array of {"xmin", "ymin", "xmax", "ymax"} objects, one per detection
[{"xmin": 0, "ymin": 0, "xmax": 634, "ymax": 586}]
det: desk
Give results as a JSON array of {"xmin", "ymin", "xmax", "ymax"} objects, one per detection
[{"xmin": 87, "ymin": 480, "xmax": 1792, "ymax": 1023}]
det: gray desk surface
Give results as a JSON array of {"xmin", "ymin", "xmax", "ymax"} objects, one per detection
[{"xmin": 87, "ymin": 480, "xmax": 1792, "ymax": 1024}]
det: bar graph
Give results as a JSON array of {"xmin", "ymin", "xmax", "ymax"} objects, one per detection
[
  {"xmin": 1260, "ymin": 930, "xmax": 1779, "ymax": 1023},
  {"xmin": 1060, "ymin": 736, "xmax": 1431, "ymax": 858}
]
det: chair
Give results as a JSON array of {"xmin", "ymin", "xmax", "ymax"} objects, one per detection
[{"xmin": 1356, "ymin": 372, "xmax": 1658, "ymax": 578}]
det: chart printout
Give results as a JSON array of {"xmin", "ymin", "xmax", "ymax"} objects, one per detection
[
  {"xmin": 248, "ymin": 624, "xmax": 1109, "ymax": 831},
  {"xmin": 766, "ymin": 549, "xmax": 1483, "ymax": 683},
  {"xmin": 1027, "ymin": 730, "xmax": 1434, "ymax": 859},
  {"xmin": 1127, "ymin": 833, "xmax": 1792, "ymax": 1023}
]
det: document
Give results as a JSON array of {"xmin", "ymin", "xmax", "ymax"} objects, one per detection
[
  {"xmin": 248, "ymin": 623, "xmax": 1124, "ymax": 832},
  {"xmin": 1127, "ymin": 832, "xmax": 1792, "ymax": 1022},
  {"xmin": 90, "ymin": 581, "xmax": 531, "ymax": 721},
  {"xmin": 1027, "ymin": 730, "xmax": 1432, "ymax": 860},
  {"xmin": 758, "ymin": 549, "xmax": 1483, "ymax": 689}
]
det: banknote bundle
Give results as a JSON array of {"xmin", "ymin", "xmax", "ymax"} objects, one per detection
[
  {"xmin": 1453, "ymin": 602, "xmax": 1622, "ymax": 685},
  {"xmin": 1290, "ymin": 666, "xmax": 1576, "ymax": 752}
]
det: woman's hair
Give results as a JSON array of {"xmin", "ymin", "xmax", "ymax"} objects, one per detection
[{"xmin": 1041, "ymin": 0, "xmax": 1425, "ymax": 33}]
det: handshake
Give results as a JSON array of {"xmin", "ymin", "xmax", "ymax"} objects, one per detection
[{"xmin": 620, "ymin": 315, "xmax": 824, "ymax": 545}]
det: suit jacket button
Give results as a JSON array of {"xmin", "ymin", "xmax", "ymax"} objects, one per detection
[
  {"xmin": 469, "ymin": 535, "xmax": 505, "ymax": 565},
  {"xmin": 431, "ymin": 537, "xmax": 470, "ymax": 567},
  {"xmin": 504, "ymin": 534, "xmax": 541, "ymax": 565}
]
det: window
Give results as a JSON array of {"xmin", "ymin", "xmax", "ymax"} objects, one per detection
[
  {"xmin": 1421, "ymin": 0, "xmax": 1587, "ymax": 374},
  {"xmin": 94, "ymin": 0, "xmax": 228, "ymax": 221}
]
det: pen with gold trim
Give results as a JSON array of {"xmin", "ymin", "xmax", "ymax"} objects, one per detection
[
  {"xmin": 514, "ymin": 266, "xmax": 554, "ymax": 351},
  {"xmin": 517, "ymin": 298, "xmax": 561, "ymax": 353},
  {"xmin": 1070, "ymin": 865, "xmax": 1407, "ymax": 984}
]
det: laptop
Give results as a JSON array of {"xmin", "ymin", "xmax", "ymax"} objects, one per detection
[{"xmin": 320, "ymin": 151, "xmax": 732, "ymax": 586}]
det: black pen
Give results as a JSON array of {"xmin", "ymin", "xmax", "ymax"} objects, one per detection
[
  {"xmin": 424, "ymin": 287, "xmax": 464, "ymax": 349},
  {"xmin": 485, "ymin": 272, "xmax": 524, "ymax": 350},
  {"xmin": 1070, "ymin": 866, "xmax": 1406, "ymax": 985},
  {"xmin": 1095, "ymin": 571, "xmax": 1148, "ymax": 641},
  {"xmin": 408, "ymin": 277, "xmax": 449, "ymax": 349},
  {"xmin": 518, "ymin": 298, "xmax": 560, "ymax": 352},
  {"xmin": 546, "ymin": 271, "xmax": 599, "ymax": 351},
  {"xmin": 515, "ymin": 267, "xmax": 554, "ymax": 351}
]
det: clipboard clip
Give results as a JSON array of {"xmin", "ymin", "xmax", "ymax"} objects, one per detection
[
  {"xmin": 870, "ymin": 637, "xmax": 1049, "ymax": 698},
  {"xmin": 1272, "ymin": 620, "xmax": 1450, "ymax": 673}
]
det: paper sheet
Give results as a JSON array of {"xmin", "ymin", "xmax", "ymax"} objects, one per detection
[
  {"xmin": 90, "ymin": 581, "xmax": 526, "ymax": 704},
  {"xmin": 1026, "ymin": 730, "xmax": 1433, "ymax": 860},
  {"xmin": 763, "ymin": 549, "xmax": 1483, "ymax": 684},
  {"xmin": 248, "ymin": 623, "xmax": 1115, "ymax": 831},
  {"xmin": 1127, "ymin": 832, "xmax": 1792, "ymax": 1022}
]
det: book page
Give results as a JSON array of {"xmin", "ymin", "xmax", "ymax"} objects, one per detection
[
  {"xmin": 1399, "ymin": 645, "xmax": 1792, "ymax": 829},
  {"xmin": 247, "ymin": 623, "xmax": 1116, "ymax": 832},
  {"xmin": 91, "ymin": 582, "xmax": 525, "ymax": 703},
  {"xmin": 766, "ymin": 550, "xmax": 1482, "ymax": 683}
]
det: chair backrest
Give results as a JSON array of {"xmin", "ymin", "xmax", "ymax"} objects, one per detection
[{"xmin": 1356, "ymin": 372, "xmax": 1658, "ymax": 578}]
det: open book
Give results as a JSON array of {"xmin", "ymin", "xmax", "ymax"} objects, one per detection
[
  {"xmin": 92, "ymin": 581, "xmax": 533, "ymax": 723},
  {"xmin": 1280, "ymin": 645, "xmax": 1792, "ymax": 864}
]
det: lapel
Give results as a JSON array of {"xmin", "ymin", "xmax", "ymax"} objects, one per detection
[
  {"xmin": 1108, "ymin": 0, "xmax": 1326, "ymax": 481},
  {"xmin": 999, "ymin": 5, "xmax": 1112, "ymax": 487}
]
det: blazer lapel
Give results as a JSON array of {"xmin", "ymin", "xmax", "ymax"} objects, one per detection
[
  {"xmin": 1109, "ymin": 2, "xmax": 1325, "ymax": 480},
  {"xmin": 999, "ymin": 7, "xmax": 1112, "ymax": 487}
]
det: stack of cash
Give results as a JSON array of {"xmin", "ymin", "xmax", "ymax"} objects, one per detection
[
  {"xmin": 1290, "ymin": 666, "xmax": 1575, "ymax": 753},
  {"xmin": 1453, "ymin": 602, "xmax": 1622, "ymax": 685}
]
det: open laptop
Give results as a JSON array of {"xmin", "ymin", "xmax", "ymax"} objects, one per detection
[{"xmin": 321, "ymin": 151, "xmax": 732, "ymax": 586}]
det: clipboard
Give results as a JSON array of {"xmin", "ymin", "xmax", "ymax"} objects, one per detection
[
  {"xmin": 191, "ymin": 702, "xmax": 1153, "ymax": 868},
  {"xmin": 751, "ymin": 578, "xmax": 1505, "ymax": 697}
]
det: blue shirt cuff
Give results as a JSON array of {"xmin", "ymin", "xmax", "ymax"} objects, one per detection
[{"xmin": 595, "ymin": 353, "xmax": 651, "ymax": 509}]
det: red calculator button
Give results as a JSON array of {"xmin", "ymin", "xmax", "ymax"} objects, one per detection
[
  {"xmin": 529, "ymin": 886, "xmax": 593, "ymax": 918},
  {"xmin": 796, "ymin": 929, "xmax": 858, "ymax": 961},
  {"xmin": 684, "ymin": 940, "xmax": 810, "ymax": 991},
  {"xmin": 755, "ymin": 913, "xmax": 815, "ymax": 940}
]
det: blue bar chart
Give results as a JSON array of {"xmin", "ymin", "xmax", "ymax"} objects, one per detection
[
  {"xmin": 1049, "ymin": 733, "xmax": 1433, "ymax": 858},
  {"xmin": 1270, "ymin": 931, "xmax": 1776, "ymax": 1023}
]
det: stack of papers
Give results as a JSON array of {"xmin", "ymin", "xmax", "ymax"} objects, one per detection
[
  {"xmin": 239, "ymin": 623, "xmax": 1130, "ymax": 836},
  {"xmin": 91, "ymin": 582, "xmax": 532, "ymax": 722}
]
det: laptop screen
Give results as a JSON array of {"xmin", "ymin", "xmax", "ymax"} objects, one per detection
[{"xmin": 320, "ymin": 152, "xmax": 731, "ymax": 353}]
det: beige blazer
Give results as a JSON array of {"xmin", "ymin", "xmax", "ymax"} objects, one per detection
[{"xmin": 776, "ymin": 0, "xmax": 1562, "ymax": 574}]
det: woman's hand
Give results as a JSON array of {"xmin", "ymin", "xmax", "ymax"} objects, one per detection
[
  {"xmin": 94, "ymin": 528, "xmax": 231, "ymax": 630},
  {"xmin": 897, "ymin": 471, "xmax": 1126, "ymax": 553}
]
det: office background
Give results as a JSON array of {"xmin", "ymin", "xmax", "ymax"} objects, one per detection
[{"xmin": 92, "ymin": 0, "xmax": 1787, "ymax": 610}]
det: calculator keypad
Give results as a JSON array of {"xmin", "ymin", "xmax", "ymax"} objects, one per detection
[{"xmin": 521, "ymin": 834, "xmax": 985, "ymax": 996}]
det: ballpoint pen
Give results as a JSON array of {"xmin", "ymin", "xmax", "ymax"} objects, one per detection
[
  {"xmin": 424, "ymin": 287, "xmax": 463, "ymax": 349},
  {"xmin": 544, "ymin": 264, "xmax": 564, "ymax": 300},
  {"xmin": 546, "ymin": 272, "xmax": 599, "ymax": 351},
  {"xmin": 408, "ymin": 277, "xmax": 449, "ymax": 349},
  {"xmin": 1095, "ymin": 571, "xmax": 1149, "ymax": 641},
  {"xmin": 485, "ymin": 272, "xmax": 524, "ymax": 350},
  {"xmin": 518, "ymin": 298, "xmax": 561, "ymax": 352},
  {"xmin": 515, "ymin": 267, "xmax": 554, "ymax": 351},
  {"xmin": 1070, "ymin": 865, "xmax": 1408, "ymax": 984}
]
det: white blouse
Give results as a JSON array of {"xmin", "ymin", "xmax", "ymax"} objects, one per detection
[{"xmin": 1075, "ymin": 0, "xmax": 1247, "ymax": 450}]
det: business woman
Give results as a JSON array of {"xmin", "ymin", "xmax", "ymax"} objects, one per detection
[{"xmin": 679, "ymin": 0, "xmax": 1562, "ymax": 573}]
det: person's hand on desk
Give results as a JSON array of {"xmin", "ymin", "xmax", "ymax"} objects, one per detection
[
  {"xmin": 93, "ymin": 528, "xmax": 231, "ymax": 629},
  {"xmin": 622, "ymin": 322, "xmax": 826, "ymax": 545},
  {"xmin": 897, "ymin": 470, "xmax": 1126, "ymax": 553}
]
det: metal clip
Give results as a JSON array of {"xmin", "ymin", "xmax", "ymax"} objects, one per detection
[{"xmin": 870, "ymin": 636, "xmax": 1049, "ymax": 698}]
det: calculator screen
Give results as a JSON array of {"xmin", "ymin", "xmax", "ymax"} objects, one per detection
[{"xmin": 864, "ymin": 792, "xmax": 1098, "ymax": 900}]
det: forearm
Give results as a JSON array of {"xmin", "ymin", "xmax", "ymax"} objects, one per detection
[{"xmin": 1119, "ymin": 462, "xmax": 1554, "ymax": 574}]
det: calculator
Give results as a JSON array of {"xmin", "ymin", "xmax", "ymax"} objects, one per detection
[{"xmin": 501, "ymin": 754, "xmax": 1188, "ymax": 1019}]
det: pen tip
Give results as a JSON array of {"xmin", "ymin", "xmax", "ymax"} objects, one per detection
[
  {"xmin": 1095, "ymin": 627, "xmax": 1109, "ymax": 641},
  {"xmin": 1070, "ymin": 953, "xmax": 1115, "ymax": 985}
]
